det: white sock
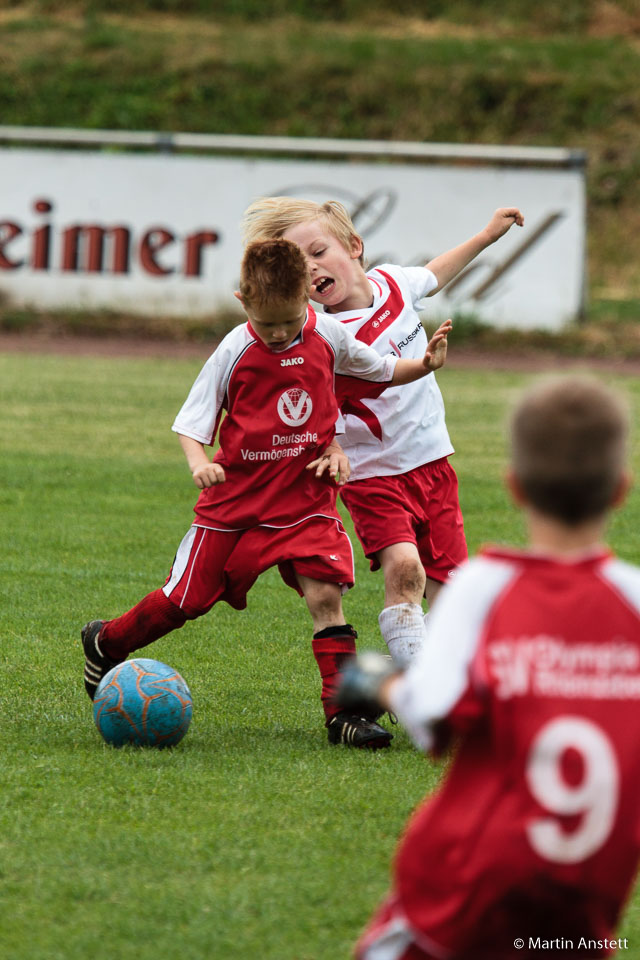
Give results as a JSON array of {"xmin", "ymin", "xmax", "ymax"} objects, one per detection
[{"xmin": 378, "ymin": 602, "xmax": 427, "ymax": 667}]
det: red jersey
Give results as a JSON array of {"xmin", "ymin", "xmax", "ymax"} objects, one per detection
[
  {"xmin": 171, "ymin": 306, "xmax": 396, "ymax": 530},
  {"xmin": 387, "ymin": 546, "xmax": 640, "ymax": 958}
]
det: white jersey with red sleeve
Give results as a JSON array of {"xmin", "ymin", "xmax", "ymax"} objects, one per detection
[
  {"xmin": 387, "ymin": 546, "xmax": 640, "ymax": 956},
  {"xmin": 329, "ymin": 262, "xmax": 454, "ymax": 481},
  {"xmin": 171, "ymin": 306, "xmax": 396, "ymax": 530}
]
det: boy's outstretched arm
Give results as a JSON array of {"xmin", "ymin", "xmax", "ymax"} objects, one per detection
[
  {"xmin": 391, "ymin": 318, "xmax": 452, "ymax": 385},
  {"xmin": 425, "ymin": 207, "xmax": 524, "ymax": 295},
  {"xmin": 179, "ymin": 433, "xmax": 226, "ymax": 488}
]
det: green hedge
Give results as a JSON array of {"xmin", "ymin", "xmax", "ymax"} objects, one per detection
[
  {"xmin": 2, "ymin": 2, "xmax": 639, "ymax": 299},
  {"xmin": 33, "ymin": 0, "xmax": 598, "ymax": 30}
]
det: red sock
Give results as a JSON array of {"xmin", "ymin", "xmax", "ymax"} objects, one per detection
[
  {"xmin": 100, "ymin": 589, "xmax": 188, "ymax": 659},
  {"xmin": 312, "ymin": 624, "xmax": 357, "ymax": 722}
]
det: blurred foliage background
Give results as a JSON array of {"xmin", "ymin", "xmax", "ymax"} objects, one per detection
[{"xmin": 1, "ymin": 0, "xmax": 639, "ymax": 344}]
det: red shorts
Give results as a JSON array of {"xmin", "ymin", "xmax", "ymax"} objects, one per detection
[
  {"xmin": 356, "ymin": 894, "xmax": 444, "ymax": 960},
  {"xmin": 162, "ymin": 515, "xmax": 354, "ymax": 617},
  {"xmin": 339, "ymin": 458, "xmax": 467, "ymax": 582},
  {"xmin": 358, "ymin": 886, "xmax": 614, "ymax": 960}
]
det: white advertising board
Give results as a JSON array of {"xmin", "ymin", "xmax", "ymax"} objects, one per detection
[{"xmin": 0, "ymin": 145, "xmax": 585, "ymax": 330}]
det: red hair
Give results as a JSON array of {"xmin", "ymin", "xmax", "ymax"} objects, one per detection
[{"xmin": 239, "ymin": 239, "xmax": 310, "ymax": 308}]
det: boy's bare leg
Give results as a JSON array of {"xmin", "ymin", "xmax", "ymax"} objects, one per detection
[
  {"xmin": 424, "ymin": 578, "xmax": 442, "ymax": 607},
  {"xmin": 297, "ymin": 574, "xmax": 392, "ymax": 749},
  {"xmin": 377, "ymin": 542, "xmax": 429, "ymax": 666},
  {"xmin": 379, "ymin": 542, "xmax": 426, "ymax": 606},
  {"xmin": 298, "ymin": 575, "xmax": 347, "ymax": 633}
]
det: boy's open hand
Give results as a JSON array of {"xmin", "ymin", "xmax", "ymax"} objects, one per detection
[
  {"xmin": 191, "ymin": 462, "xmax": 226, "ymax": 488},
  {"xmin": 423, "ymin": 318, "xmax": 453, "ymax": 372},
  {"xmin": 307, "ymin": 439, "xmax": 351, "ymax": 486},
  {"xmin": 485, "ymin": 207, "xmax": 525, "ymax": 243}
]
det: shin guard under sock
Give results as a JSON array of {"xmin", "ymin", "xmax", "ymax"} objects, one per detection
[
  {"xmin": 378, "ymin": 602, "xmax": 427, "ymax": 667},
  {"xmin": 312, "ymin": 624, "xmax": 357, "ymax": 722},
  {"xmin": 100, "ymin": 588, "xmax": 188, "ymax": 659}
]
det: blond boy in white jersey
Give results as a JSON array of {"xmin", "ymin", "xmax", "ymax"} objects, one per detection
[{"xmin": 242, "ymin": 198, "xmax": 524, "ymax": 664}]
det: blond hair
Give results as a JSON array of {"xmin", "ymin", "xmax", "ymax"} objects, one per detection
[
  {"xmin": 242, "ymin": 196, "xmax": 364, "ymax": 264},
  {"xmin": 239, "ymin": 239, "xmax": 310, "ymax": 308},
  {"xmin": 510, "ymin": 375, "xmax": 629, "ymax": 525}
]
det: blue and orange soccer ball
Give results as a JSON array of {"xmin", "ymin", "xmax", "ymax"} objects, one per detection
[{"xmin": 93, "ymin": 658, "xmax": 193, "ymax": 748}]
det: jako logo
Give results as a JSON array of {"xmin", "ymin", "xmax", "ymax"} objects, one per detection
[
  {"xmin": 372, "ymin": 310, "xmax": 391, "ymax": 329},
  {"xmin": 280, "ymin": 356, "xmax": 304, "ymax": 367},
  {"xmin": 277, "ymin": 388, "xmax": 313, "ymax": 427}
]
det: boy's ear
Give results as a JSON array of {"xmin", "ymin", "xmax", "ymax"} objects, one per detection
[
  {"xmin": 505, "ymin": 468, "xmax": 528, "ymax": 507},
  {"xmin": 612, "ymin": 469, "xmax": 633, "ymax": 508},
  {"xmin": 233, "ymin": 290, "xmax": 244, "ymax": 306},
  {"xmin": 350, "ymin": 234, "xmax": 364, "ymax": 260}
]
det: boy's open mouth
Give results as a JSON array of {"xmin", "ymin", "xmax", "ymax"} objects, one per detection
[{"xmin": 313, "ymin": 276, "xmax": 335, "ymax": 296}]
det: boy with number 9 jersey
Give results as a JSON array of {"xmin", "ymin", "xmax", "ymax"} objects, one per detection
[{"xmin": 337, "ymin": 375, "xmax": 640, "ymax": 958}]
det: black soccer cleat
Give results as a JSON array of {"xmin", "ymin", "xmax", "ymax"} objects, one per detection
[
  {"xmin": 81, "ymin": 620, "xmax": 123, "ymax": 700},
  {"xmin": 326, "ymin": 711, "xmax": 393, "ymax": 750}
]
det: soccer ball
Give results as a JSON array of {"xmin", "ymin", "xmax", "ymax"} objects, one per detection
[{"xmin": 93, "ymin": 658, "xmax": 193, "ymax": 748}]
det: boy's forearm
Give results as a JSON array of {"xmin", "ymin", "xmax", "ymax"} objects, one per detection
[
  {"xmin": 179, "ymin": 433, "xmax": 226, "ymax": 488},
  {"xmin": 378, "ymin": 674, "xmax": 401, "ymax": 711},
  {"xmin": 390, "ymin": 317, "xmax": 451, "ymax": 384},
  {"xmin": 391, "ymin": 358, "xmax": 429, "ymax": 385},
  {"xmin": 179, "ymin": 433, "xmax": 210, "ymax": 471},
  {"xmin": 425, "ymin": 230, "xmax": 491, "ymax": 294},
  {"xmin": 426, "ymin": 208, "xmax": 524, "ymax": 294}
]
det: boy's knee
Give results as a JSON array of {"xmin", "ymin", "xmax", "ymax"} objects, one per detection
[
  {"xmin": 384, "ymin": 556, "xmax": 426, "ymax": 603},
  {"xmin": 307, "ymin": 582, "xmax": 342, "ymax": 615},
  {"xmin": 303, "ymin": 580, "xmax": 343, "ymax": 625}
]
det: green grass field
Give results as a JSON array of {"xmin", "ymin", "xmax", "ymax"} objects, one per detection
[{"xmin": 2, "ymin": 349, "xmax": 640, "ymax": 959}]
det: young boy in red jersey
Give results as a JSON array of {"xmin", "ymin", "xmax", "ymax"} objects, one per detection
[
  {"xmin": 242, "ymin": 198, "xmax": 524, "ymax": 665},
  {"xmin": 81, "ymin": 239, "xmax": 452, "ymax": 749},
  {"xmin": 337, "ymin": 374, "xmax": 640, "ymax": 957}
]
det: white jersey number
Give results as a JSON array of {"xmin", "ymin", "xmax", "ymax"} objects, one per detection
[{"xmin": 525, "ymin": 716, "xmax": 619, "ymax": 864}]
